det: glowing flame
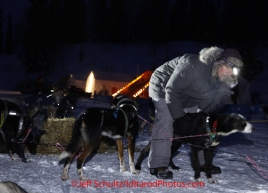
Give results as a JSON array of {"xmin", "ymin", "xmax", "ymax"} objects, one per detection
[{"xmin": 85, "ymin": 71, "xmax": 95, "ymax": 93}]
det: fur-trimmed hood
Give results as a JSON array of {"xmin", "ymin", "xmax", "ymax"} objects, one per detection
[
  {"xmin": 198, "ymin": 46, "xmax": 239, "ymax": 88},
  {"xmin": 199, "ymin": 47, "xmax": 224, "ymax": 65}
]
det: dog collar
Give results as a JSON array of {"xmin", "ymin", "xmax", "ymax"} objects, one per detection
[
  {"xmin": 206, "ymin": 117, "xmax": 217, "ymax": 138},
  {"xmin": 205, "ymin": 117, "xmax": 218, "ymax": 147},
  {"xmin": 212, "ymin": 120, "xmax": 217, "ymax": 136}
]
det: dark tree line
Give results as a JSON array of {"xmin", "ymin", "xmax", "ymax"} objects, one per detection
[
  {"xmin": 0, "ymin": 6, "xmax": 3, "ymax": 55},
  {"xmin": 0, "ymin": 0, "xmax": 267, "ymax": 81},
  {"xmin": 0, "ymin": 6, "xmax": 14, "ymax": 55}
]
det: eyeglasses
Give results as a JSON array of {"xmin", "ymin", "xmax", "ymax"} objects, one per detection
[{"xmin": 222, "ymin": 58, "xmax": 240, "ymax": 76}]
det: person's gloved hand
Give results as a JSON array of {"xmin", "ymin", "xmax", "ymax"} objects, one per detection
[{"xmin": 173, "ymin": 114, "xmax": 193, "ymax": 134}]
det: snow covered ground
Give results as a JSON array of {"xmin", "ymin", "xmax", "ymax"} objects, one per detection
[{"xmin": 0, "ymin": 103, "xmax": 268, "ymax": 193}]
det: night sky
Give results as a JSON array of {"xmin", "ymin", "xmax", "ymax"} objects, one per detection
[{"xmin": 0, "ymin": 0, "xmax": 267, "ymax": 82}]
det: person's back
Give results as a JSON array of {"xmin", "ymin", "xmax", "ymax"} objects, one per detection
[{"xmin": 149, "ymin": 56, "xmax": 182, "ymax": 99}]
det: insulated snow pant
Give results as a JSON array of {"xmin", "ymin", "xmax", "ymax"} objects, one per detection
[{"xmin": 148, "ymin": 98, "xmax": 173, "ymax": 168}]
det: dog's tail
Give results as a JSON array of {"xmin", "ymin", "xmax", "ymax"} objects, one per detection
[
  {"xmin": 59, "ymin": 151, "xmax": 70, "ymax": 161},
  {"xmin": 59, "ymin": 119, "xmax": 84, "ymax": 161}
]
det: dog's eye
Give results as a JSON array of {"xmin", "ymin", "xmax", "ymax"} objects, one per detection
[{"xmin": 241, "ymin": 121, "xmax": 246, "ymax": 127}]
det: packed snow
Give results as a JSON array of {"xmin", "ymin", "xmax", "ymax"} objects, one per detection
[{"xmin": 0, "ymin": 101, "xmax": 268, "ymax": 193}]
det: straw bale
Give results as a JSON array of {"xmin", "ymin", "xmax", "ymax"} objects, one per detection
[
  {"xmin": 37, "ymin": 117, "xmax": 117, "ymax": 154},
  {"xmin": 37, "ymin": 117, "xmax": 75, "ymax": 154}
]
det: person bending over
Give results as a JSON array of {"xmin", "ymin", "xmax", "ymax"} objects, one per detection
[{"xmin": 148, "ymin": 47, "xmax": 243, "ymax": 179}]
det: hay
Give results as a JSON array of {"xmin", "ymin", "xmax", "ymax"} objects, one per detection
[
  {"xmin": 37, "ymin": 117, "xmax": 117, "ymax": 154},
  {"xmin": 37, "ymin": 117, "xmax": 75, "ymax": 154}
]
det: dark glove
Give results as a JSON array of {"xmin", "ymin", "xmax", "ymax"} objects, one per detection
[{"xmin": 173, "ymin": 114, "xmax": 193, "ymax": 134}]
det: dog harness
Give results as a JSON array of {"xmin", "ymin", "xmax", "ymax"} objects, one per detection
[
  {"xmin": 112, "ymin": 103, "xmax": 138, "ymax": 137},
  {"xmin": 0, "ymin": 100, "xmax": 8, "ymax": 128},
  {"xmin": 205, "ymin": 116, "xmax": 218, "ymax": 147},
  {"xmin": 0, "ymin": 99, "xmax": 24, "ymax": 139},
  {"xmin": 113, "ymin": 107, "xmax": 129, "ymax": 137},
  {"xmin": 0, "ymin": 100, "xmax": 9, "ymax": 141}
]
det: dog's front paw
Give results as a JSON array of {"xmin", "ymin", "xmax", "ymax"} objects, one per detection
[
  {"xmin": 21, "ymin": 158, "xmax": 31, "ymax": 163},
  {"xmin": 79, "ymin": 176, "xmax": 88, "ymax": 181},
  {"xmin": 208, "ymin": 178, "xmax": 218, "ymax": 184},
  {"xmin": 195, "ymin": 177, "xmax": 202, "ymax": 182},
  {"xmin": 61, "ymin": 174, "xmax": 70, "ymax": 181},
  {"xmin": 11, "ymin": 157, "xmax": 18, "ymax": 161},
  {"xmin": 9, "ymin": 154, "xmax": 17, "ymax": 161},
  {"xmin": 22, "ymin": 158, "xmax": 32, "ymax": 162},
  {"xmin": 130, "ymin": 169, "xmax": 138, "ymax": 174},
  {"xmin": 120, "ymin": 166, "xmax": 126, "ymax": 172},
  {"xmin": 129, "ymin": 162, "xmax": 138, "ymax": 174}
]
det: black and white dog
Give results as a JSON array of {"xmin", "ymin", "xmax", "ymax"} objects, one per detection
[
  {"xmin": 0, "ymin": 99, "xmax": 44, "ymax": 162},
  {"xmin": 135, "ymin": 112, "xmax": 254, "ymax": 183},
  {"xmin": 59, "ymin": 95, "xmax": 139, "ymax": 180}
]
